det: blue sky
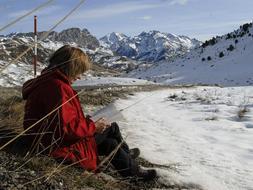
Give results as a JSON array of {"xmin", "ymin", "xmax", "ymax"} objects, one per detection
[{"xmin": 0, "ymin": 0, "xmax": 252, "ymax": 41}]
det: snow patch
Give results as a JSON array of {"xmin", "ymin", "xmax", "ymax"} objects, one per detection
[{"xmin": 112, "ymin": 86, "xmax": 253, "ymax": 190}]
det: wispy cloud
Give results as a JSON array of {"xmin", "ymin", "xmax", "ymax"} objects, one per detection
[
  {"xmin": 138, "ymin": 16, "xmax": 152, "ymax": 20},
  {"xmin": 164, "ymin": 0, "xmax": 189, "ymax": 6},
  {"xmin": 72, "ymin": 2, "xmax": 161, "ymax": 20}
]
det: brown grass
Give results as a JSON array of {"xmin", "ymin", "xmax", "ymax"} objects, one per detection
[
  {"xmin": 0, "ymin": 89, "xmax": 128, "ymax": 189},
  {"xmin": 0, "ymin": 95, "xmax": 24, "ymax": 133},
  {"xmin": 238, "ymin": 106, "xmax": 250, "ymax": 119},
  {"xmin": 77, "ymin": 84, "xmax": 168, "ymax": 106}
]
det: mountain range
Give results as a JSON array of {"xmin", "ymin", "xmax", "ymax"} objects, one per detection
[
  {"xmin": 0, "ymin": 27, "xmax": 200, "ymax": 86},
  {"xmin": 6, "ymin": 28, "xmax": 100, "ymax": 50},
  {"xmin": 100, "ymin": 31, "xmax": 200, "ymax": 62},
  {"xmin": 4, "ymin": 28, "xmax": 200, "ymax": 63}
]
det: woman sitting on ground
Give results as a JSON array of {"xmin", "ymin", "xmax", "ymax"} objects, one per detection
[{"xmin": 22, "ymin": 45, "xmax": 157, "ymax": 181}]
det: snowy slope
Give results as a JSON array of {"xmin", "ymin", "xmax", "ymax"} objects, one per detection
[
  {"xmin": 0, "ymin": 58, "xmax": 151, "ymax": 87},
  {"xmin": 73, "ymin": 76, "xmax": 154, "ymax": 88},
  {"xmin": 111, "ymin": 86, "xmax": 253, "ymax": 190},
  {"xmin": 129, "ymin": 22, "xmax": 253, "ymax": 86},
  {"xmin": 100, "ymin": 31, "xmax": 200, "ymax": 62},
  {"xmin": 0, "ymin": 60, "xmax": 44, "ymax": 87}
]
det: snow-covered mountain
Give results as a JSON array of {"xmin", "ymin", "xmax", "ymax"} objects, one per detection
[
  {"xmin": 1, "ymin": 27, "xmax": 144, "ymax": 69},
  {"xmin": 100, "ymin": 31, "xmax": 200, "ymax": 62},
  {"xmin": 0, "ymin": 28, "xmax": 144, "ymax": 86},
  {"xmin": 129, "ymin": 22, "xmax": 253, "ymax": 86},
  {"xmin": 6, "ymin": 28, "xmax": 100, "ymax": 50}
]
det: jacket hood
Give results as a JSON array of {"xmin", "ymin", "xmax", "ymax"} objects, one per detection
[{"xmin": 22, "ymin": 69, "xmax": 70, "ymax": 100}]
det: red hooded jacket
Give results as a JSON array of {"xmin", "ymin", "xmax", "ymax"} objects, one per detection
[{"xmin": 22, "ymin": 70, "xmax": 98, "ymax": 171}]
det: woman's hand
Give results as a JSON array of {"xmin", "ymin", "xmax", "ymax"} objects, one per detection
[{"xmin": 95, "ymin": 117, "xmax": 110, "ymax": 133}]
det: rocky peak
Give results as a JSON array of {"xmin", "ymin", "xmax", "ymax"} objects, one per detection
[
  {"xmin": 54, "ymin": 28, "xmax": 99, "ymax": 50},
  {"xmin": 3, "ymin": 28, "xmax": 100, "ymax": 50},
  {"xmin": 82, "ymin": 28, "xmax": 91, "ymax": 35},
  {"xmin": 101, "ymin": 32, "xmax": 128, "ymax": 45}
]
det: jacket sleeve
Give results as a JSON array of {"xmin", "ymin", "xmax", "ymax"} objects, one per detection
[{"xmin": 59, "ymin": 84, "xmax": 96, "ymax": 142}]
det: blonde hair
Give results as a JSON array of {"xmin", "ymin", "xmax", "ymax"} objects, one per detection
[{"xmin": 48, "ymin": 45, "xmax": 91, "ymax": 78}]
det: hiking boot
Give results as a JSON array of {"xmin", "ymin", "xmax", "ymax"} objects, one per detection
[
  {"xmin": 136, "ymin": 167, "xmax": 157, "ymax": 181},
  {"xmin": 130, "ymin": 148, "xmax": 140, "ymax": 159}
]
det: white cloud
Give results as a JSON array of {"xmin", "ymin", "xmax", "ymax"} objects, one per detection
[
  {"xmin": 169, "ymin": 0, "xmax": 189, "ymax": 6},
  {"xmin": 72, "ymin": 2, "xmax": 161, "ymax": 20},
  {"xmin": 138, "ymin": 16, "xmax": 152, "ymax": 20}
]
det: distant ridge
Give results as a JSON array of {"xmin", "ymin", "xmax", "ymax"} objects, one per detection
[{"xmin": 100, "ymin": 31, "xmax": 201, "ymax": 62}]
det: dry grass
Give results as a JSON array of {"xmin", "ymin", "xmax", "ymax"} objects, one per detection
[
  {"xmin": 77, "ymin": 85, "xmax": 168, "ymax": 106},
  {"xmin": 0, "ymin": 89, "xmax": 129, "ymax": 189},
  {"xmin": 237, "ymin": 106, "xmax": 250, "ymax": 120},
  {"xmin": 0, "ymin": 95, "xmax": 24, "ymax": 133},
  {"xmin": 205, "ymin": 116, "xmax": 218, "ymax": 121}
]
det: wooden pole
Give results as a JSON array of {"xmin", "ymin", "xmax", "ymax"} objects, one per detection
[{"xmin": 33, "ymin": 15, "xmax": 37, "ymax": 77}]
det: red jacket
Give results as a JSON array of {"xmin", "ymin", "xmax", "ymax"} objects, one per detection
[{"xmin": 22, "ymin": 70, "xmax": 98, "ymax": 171}]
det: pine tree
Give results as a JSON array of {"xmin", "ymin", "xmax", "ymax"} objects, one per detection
[{"xmin": 219, "ymin": 52, "xmax": 224, "ymax": 58}]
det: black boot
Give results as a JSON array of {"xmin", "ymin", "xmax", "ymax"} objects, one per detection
[
  {"xmin": 130, "ymin": 148, "xmax": 140, "ymax": 159},
  {"xmin": 136, "ymin": 167, "xmax": 157, "ymax": 181}
]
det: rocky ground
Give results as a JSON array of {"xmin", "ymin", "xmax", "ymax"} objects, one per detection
[{"xmin": 0, "ymin": 85, "xmax": 203, "ymax": 190}]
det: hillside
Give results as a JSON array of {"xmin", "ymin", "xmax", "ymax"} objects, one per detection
[{"xmin": 128, "ymin": 22, "xmax": 253, "ymax": 86}]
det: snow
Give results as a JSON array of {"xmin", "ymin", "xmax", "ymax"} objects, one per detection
[
  {"xmin": 19, "ymin": 37, "xmax": 30, "ymax": 43},
  {"xmin": 0, "ymin": 61, "xmax": 44, "ymax": 87},
  {"xmin": 100, "ymin": 32, "xmax": 128, "ymax": 46},
  {"xmin": 40, "ymin": 40, "xmax": 64, "ymax": 50},
  {"xmin": 106, "ymin": 86, "xmax": 253, "ymax": 190},
  {"xmin": 95, "ymin": 47, "xmax": 114, "ymax": 56},
  {"xmin": 154, "ymin": 32, "xmax": 167, "ymax": 39},
  {"xmin": 114, "ymin": 32, "xmax": 125, "ymax": 41},
  {"xmin": 72, "ymin": 77, "xmax": 154, "ymax": 87},
  {"xmin": 178, "ymin": 37, "xmax": 195, "ymax": 49},
  {"xmin": 128, "ymin": 43, "xmax": 136, "ymax": 50}
]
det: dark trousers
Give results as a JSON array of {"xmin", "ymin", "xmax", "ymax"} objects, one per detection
[{"xmin": 95, "ymin": 122, "xmax": 138, "ymax": 177}]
